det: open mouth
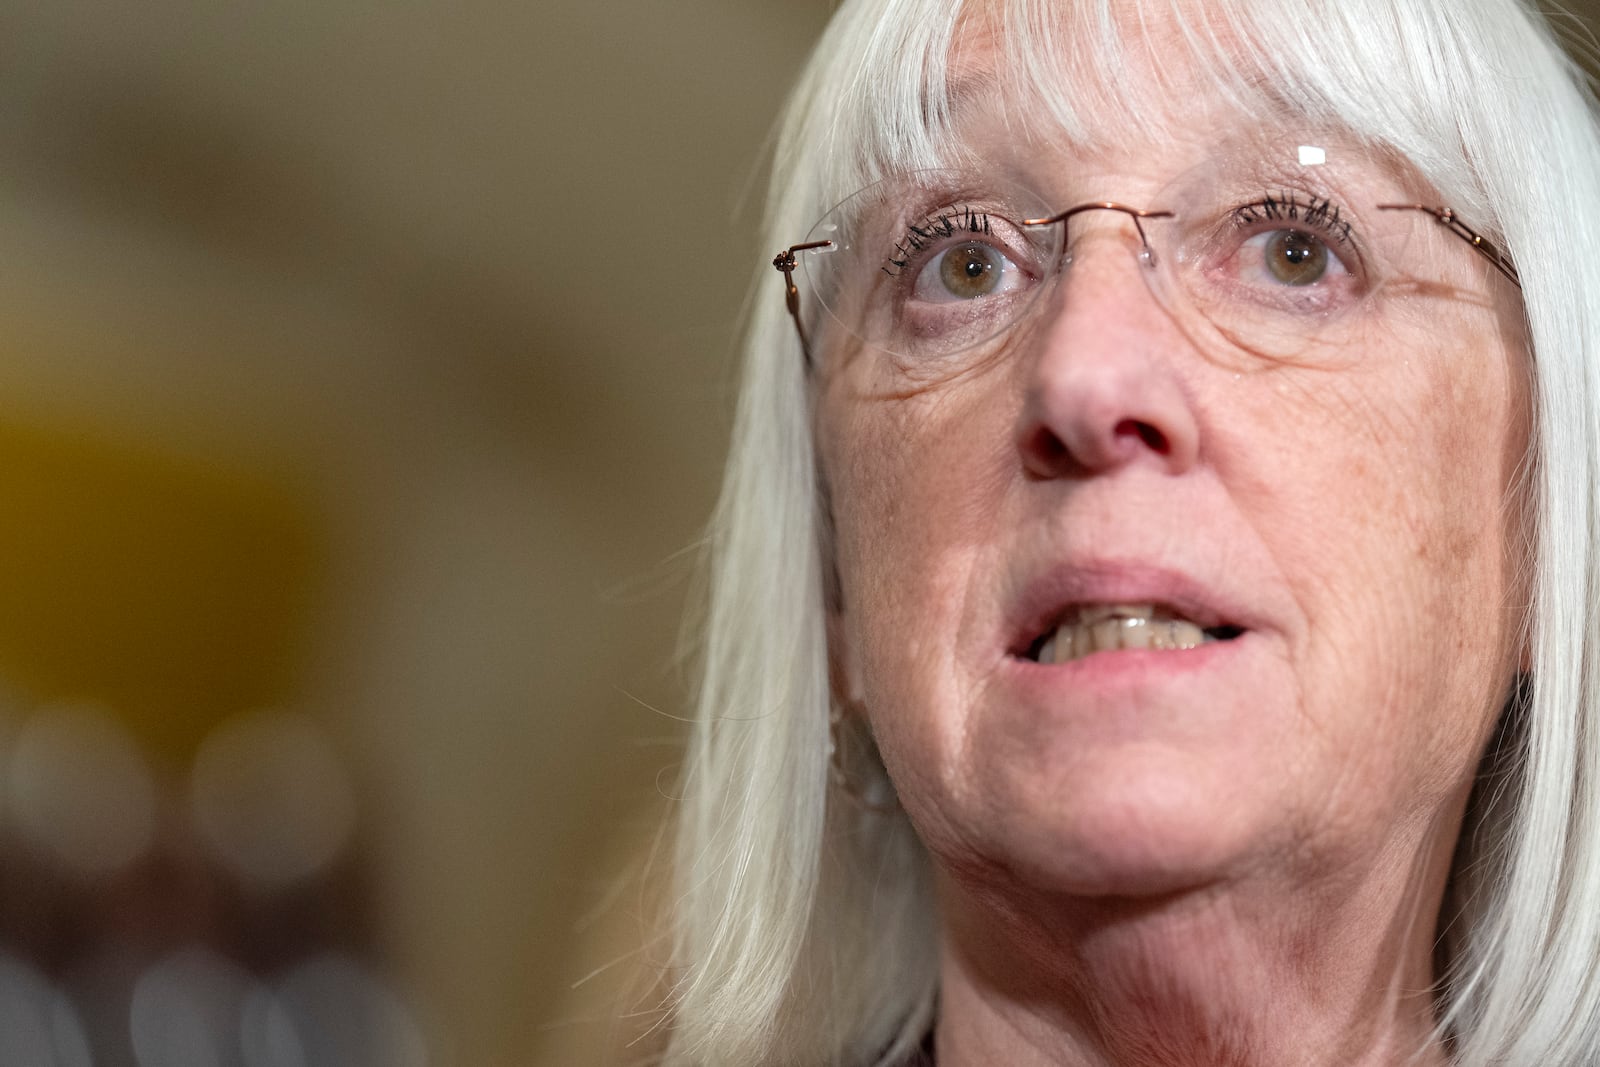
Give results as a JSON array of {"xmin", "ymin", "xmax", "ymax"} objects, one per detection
[{"xmin": 1021, "ymin": 603, "xmax": 1246, "ymax": 665}]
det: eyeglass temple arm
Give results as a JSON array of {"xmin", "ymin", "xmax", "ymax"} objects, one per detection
[
  {"xmin": 774, "ymin": 240, "xmax": 833, "ymax": 369},
  {"xmin": 1378, "ymin": 204, "xmax": 1521, "ymax": 288}
]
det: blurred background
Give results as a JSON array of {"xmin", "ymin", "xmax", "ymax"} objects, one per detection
[
  {"xmin": 0, "ymin": 1, "xmax": 830, "ymax": 1064},
  {"xmin": 0, "ymin": 2, "xmax": 1594, "ymax": 1066}
]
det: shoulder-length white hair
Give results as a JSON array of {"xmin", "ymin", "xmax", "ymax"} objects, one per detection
[{"xmin": 664, "ymin": 1, "xmax": 1600, "ymax": 1063}]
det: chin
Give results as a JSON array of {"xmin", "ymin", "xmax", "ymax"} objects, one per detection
[{"xmin": 939, "ymin": 750, "xmax": 1277, "ymax": 902}]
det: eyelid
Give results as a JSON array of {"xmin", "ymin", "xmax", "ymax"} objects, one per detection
[
  {"xmin": 886, "ymin": 205, "xmax": 994, "ymax": 275},
  {"xmin": 881, "ymin": 201, "xmax": 1037, "ymax": 276},
  {"xmin": 1187, "ymin": 188, "xmax": 1371, "ymax": 280}
]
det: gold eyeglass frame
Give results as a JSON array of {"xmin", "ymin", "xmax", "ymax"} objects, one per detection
[{"xmin": 772, "ymin": 201, "xmax": 1521, "ymax": 368}]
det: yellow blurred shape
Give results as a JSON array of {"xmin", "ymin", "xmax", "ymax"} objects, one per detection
[{"xmin": 0, "ymin": 419, "xmax": 320, "ymax": 760}]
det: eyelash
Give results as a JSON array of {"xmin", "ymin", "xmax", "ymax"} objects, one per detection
[
  {"xmin": 884, "ymin": 205, "xmax": 996, "ymax": 276},
  {"xmin": 1229, "ymin": 190, "xmax": 1354, "ymax": 246}
]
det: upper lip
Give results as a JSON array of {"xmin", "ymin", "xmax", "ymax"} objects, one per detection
[{"xmin": 1005, "ymin": 560, "xmax": 1257, "ymax": 657}]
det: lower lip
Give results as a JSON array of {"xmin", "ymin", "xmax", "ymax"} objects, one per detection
[{"xmin": 1004, "ymin": 633, "xmax": 1248, "ymax": 692}]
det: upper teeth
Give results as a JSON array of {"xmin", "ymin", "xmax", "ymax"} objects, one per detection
[{"xmin": 1035, "ymin": 604, "xmax": 1211, "ymax": 665}]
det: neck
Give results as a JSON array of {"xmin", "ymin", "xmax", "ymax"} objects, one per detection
[{"xmin": 930, "ymin": 821, "xmax": 1460, "ymax": 1067}]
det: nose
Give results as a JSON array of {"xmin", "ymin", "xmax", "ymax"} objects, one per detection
[{"xmin": 1014, "ymin": 221, "xmax": 1201, "ymax": 480}]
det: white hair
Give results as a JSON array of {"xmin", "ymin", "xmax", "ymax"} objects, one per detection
[{"xmin": 664, "ymin": 1, "xmax": 1600, "ymax": 1063}]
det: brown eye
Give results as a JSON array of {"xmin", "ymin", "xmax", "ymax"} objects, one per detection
[
  {"xmin": 938, "ymin": 242, "xmax": 1003, "ymax": 298},
  {"xmin": 1264, "ymin": 230, "xmax": 1329, "ymax": 286}
]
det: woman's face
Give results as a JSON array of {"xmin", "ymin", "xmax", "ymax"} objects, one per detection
[{"xmin": 818, "ymin": 29, "xmax": 1530, "ymax": 900}]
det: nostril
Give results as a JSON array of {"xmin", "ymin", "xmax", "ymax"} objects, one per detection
[
  {"xmin": 1020, "ymin": 425, "xmax": 1071, "ymax": 475},
  {"xmin": 1115, "ymin": 418, "xmax": 1169, "ymax": 455}
]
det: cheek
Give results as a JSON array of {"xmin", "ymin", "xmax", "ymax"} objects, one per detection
[
  {"xmin": 1237, "ymin": 329, "xmax": 1528, "ymax": 780},
  {"xmin": 822, "ymin": 381, "xmax": 1011, "ymax": 700}
]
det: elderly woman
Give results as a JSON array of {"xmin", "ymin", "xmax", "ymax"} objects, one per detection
[{"xmin": 660, "ymin": 0, "xmax": 1600, "ymax": 1063}]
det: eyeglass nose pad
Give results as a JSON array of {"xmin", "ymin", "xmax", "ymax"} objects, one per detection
[{"xmin": 1057, "ymin": 237, "xmax": 1161, "ymax": 271}]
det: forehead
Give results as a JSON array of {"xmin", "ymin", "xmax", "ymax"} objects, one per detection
[{"xmin": 938, "ymin": 1, "xmax": 1325, "ymax": 166}]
